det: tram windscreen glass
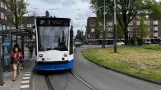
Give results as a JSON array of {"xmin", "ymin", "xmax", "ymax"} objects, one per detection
[{"xmin": 38, "ymin": 26, "xmax": 69, "ymax": 51}]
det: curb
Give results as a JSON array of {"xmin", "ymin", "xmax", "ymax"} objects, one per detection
[{"xmin": 81, "ymin": 50, "xmax": 161, "ymax": 85}]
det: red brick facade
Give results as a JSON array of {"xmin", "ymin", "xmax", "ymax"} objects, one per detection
[{"xmin": 86, "ymin": 16, "xmax": 161, "ymax": 44}]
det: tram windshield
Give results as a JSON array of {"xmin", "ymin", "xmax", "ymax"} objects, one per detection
[{"xmin": 38, "ymin": 26, "xmax": 69, "ymax": 51}]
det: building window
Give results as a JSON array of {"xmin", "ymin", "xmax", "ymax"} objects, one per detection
[
  {"xmin": 137, "ymin": 16, "xmax": 140, "ymax": 19},
  {"xmin": 5, "ymin": 15, "xmax": 7, "ymax": 20},
  {"xmin": 153, "ymin": 21, "xmax": 158, "ymax": 25},
  {"xmin": 2, "ymin": 25, "xmax": 6, "ymax": 30},
  {"xmin": 1, "ymin": 12, "xmax": 4, "ymax": 19},
  {"xmin": 109, "ymin": 22, "xmax": 113, "ymax": 26},
  {"xmin": 153, "ymin": 33, "xmax": 158, "ymax": 37},
  {"xmin": 5, "ymin": 5, "xmax": 7, "ymax": 10},
  {"xmin": 20, "ymin": 24, "xmax": 24, "ymax": 28},
  {"xmin": 100, "ymin": 34, "xmax": 103, "ymax": 38},
  {"xmin": 148, "ymin": 27, "xmax": 150, "ymax": 31},
  {"xmin": 106, "ymin": 22, "xmax": 109, "ymax": 26},
  {"xmin": 12, "ymin": 27, "xmax": 16, "ymax": 29},
  {"xmin": 110, "ymin": 34, "xmax": 113, "ymax": 37},
  {"xmin": 106, "ymin": 28, "xmax": 109, "ymax": 32},
  {"xmin": 144, "ymin": 21, "xmax": 150, "ymax": 25},
  {"xmin": 107, "ymin": 34, "xmax": 113, "ymax": 37},
  {"xmin": 88, "ymin": 34, "xmax": 90, "ymax": 38},
  {"xmin": 27, "ymin": 24, "xmax": 31, "ymax": 27},
  {"xmin": 129, "ymin": 34, "xmax": 133, "ymax": 37},
  {"xmin": 145, "ymin": 15, "xmax": 149, "ymax": 19},
  {"xmin": 129, "ymin": 21, "xmax": 133, "ymax": 25},
  {"xmin": 128, "ymin": 27, "xmax": 133, "ymax": 31},
  {"xmin": 91, "ymin": 22, "xmax": 95, "ymax": 26},
  {"xmin": 91, "ymin": 28, "xmax": 95, "ymax": 32},
  {"xmin": 137, "ymin": 21, "xmax": 140, "ymax": 25},
  {"xmin": 153, "ymin": 26, "xmax": 158, "ymax": 31},
  {"xmin": 107, "ymin": 22, "xmax": 113, "ymax": 26},
  {"xmin": 91, "ymin": 34, "xmax": 94, "ymax": 38},
  {"xmin": 7, "ymin": 26, "xmax": 10, "ymax": 29},
  {"xmin": 108, "ymin": 28, "xmax": 112, "ymax": 32},
  {"xmin": 1, "ymin": 2, "xmax": 4, "ymax": 8}
]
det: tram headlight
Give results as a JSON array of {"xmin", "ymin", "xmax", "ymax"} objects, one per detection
[
  {"xmin": 64, "ymin": 53, "xmax": 67, "ymax": 57},
  {"xmin": 39, "ymin": 54, "xmax": 43, "ymax": 57}
]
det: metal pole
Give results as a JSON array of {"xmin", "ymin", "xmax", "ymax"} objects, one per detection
[
  {"xmin": 81, "ymin": 26, "xmax": 82, "ymax": 45},
  {"xmin": 114, "ymin": 0, "xmax": 117, "ymax": 53},
  {"xmin": 0, "ymin": 34, "xmax": 4, "ymax": 86},
  {"xmin": 102, "ymin": 0, "xmax": 106, "ymax": 48}
]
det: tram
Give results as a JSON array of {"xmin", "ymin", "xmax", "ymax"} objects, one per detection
[{"xmin": 34, "ymin": 17, "xmax": 74, "ymax": 71}]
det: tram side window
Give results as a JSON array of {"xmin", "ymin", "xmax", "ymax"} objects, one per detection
[{"xmin": 69, "ymin": 28, "xmax": 73, "ymax": 55}]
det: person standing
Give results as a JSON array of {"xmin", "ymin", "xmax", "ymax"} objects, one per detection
[
  {"xmin": 10, "ymin": 46, "xmax": 22, "ymax": 81},
  {"xmin": 29, "ymin": 44, "xmax": 34, "ymax": 59}
]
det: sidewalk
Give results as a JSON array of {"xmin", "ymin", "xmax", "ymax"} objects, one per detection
[{"xmin": 0, "ymin": 51, "xmax": 35, "ymax": 90}]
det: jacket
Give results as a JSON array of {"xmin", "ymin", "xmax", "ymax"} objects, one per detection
[{"xmin": 10, "ymin": 52, "xmax": 22, "ymax": 65}]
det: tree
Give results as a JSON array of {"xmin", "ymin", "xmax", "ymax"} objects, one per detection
[
  {"xmin": 149, "ymin": 2, "xmax": 161, "ymax": 20},
  {"xmin": 117, "ymin": 23, "xmax": 124, "ymax": 41},
  {"xmin": 137, "ymin": 17, "xmax": 149, "ymax": 45},
  {"xmin": 2, "ymin": 0, "xmax": 28, "ymax": 41},
  {"xmin": 75, "ymin": 30, "xmax": 83, "ymax": 42},
  {"xmin": 94, "ymin": 19, "xmax": 103, "ymax": 40},
  {"xmin": 90, "ymin": 0, "xmax": 158, "ymax": 45}
]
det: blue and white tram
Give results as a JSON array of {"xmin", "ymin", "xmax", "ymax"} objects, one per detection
[{"xmin": 35, "ymin": 17, "xmax": 74, "ymax": 71}]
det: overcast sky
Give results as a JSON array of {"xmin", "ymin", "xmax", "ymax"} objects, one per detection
[{"xmin": 26, "ymin": 0, "xmax": 96, "ymax": 35}]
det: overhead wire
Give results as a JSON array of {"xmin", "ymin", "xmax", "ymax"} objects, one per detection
[{"xmin": 58, "ymin": 0, "xmax": 64, "ymax": 17}]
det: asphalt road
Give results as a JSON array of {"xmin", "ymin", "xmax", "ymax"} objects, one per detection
[
  {"xmin": 72, "ymin": 47, "xmax": 161, "ymax": 90},
  {"xmin": 48, "ymin": 71, "xmax": 91, "ymax": 90},
  {"xmin": 33, "ymin": 70, "xmax": 91, "ymax": 90},
  {"xmin": 33, "ymin": 46, "xmax": 161, "ymax": 90}
]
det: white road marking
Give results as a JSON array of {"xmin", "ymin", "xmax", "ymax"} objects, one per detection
[
  {"xmin": 25, "ymin": 72, "xmax": 31, "ymax": 74},
  {"xmin": 23, "ymin": 77, "xmax": 30, "ymax": 79},
  {"xmin": 24, "ymin": 74, "xmax": 31, "ymax": 76},
  {"xmin": 21, "ymin": 80, "xmax": 29, "ymax": 84},
  {"xmin": 20, "ymin": 85, "xmax": 29, "ymax": 88}
]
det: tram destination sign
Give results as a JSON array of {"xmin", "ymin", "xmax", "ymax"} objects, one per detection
[{"xmin": 36, "ymin": 18, "xmax": 70, "ymax": 26}]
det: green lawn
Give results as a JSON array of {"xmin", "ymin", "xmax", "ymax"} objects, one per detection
[
  {"xmin": 82, "ymin": 46, "xmax": 161, "ymax": 82},
  {"xmin": 145, "ymin": 44, "xmax": 161, "ymax": 50}
]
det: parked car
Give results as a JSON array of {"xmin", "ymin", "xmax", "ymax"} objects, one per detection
[
  {"xmin": 145, "ymin": 41, "xmax": 151, "ymax": 45},
  {"xmin": 75, "ymin": 42, "xmax": 82, "ymax": 47},
  {"xmin": 117, "ymin": 42, "xmax": 124, "ymax": 45}
]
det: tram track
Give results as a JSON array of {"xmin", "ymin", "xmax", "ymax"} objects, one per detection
[
  {"xmin": 45, "ymin": 75, "xmax": 55, "ymax": 90},
  {"xmin": 69, "ymin": 70, "xmax": 97, "ymax": 90},
  {"xmin": 45, "ymin": 70, "xmax": 96, "ymax": 90}
]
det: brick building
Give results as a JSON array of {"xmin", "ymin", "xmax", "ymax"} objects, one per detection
[
  {"xmin": 0, "ymin": 1, "xmax": 13, "ymax": 30},
  {"xmin": 86, "ymin": 16, "xmax": 161, "ymax": 45}
]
